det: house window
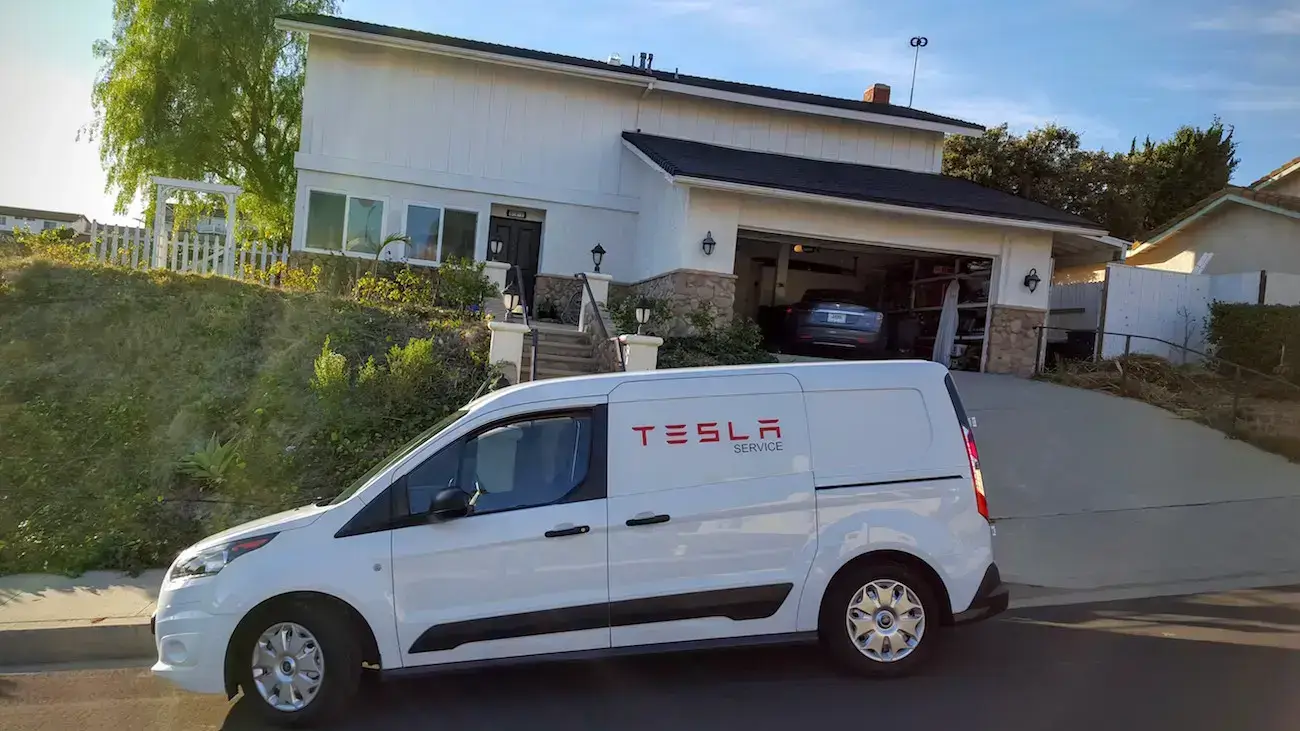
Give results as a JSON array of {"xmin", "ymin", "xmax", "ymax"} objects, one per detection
[
  {"xmin": 42, "ymin": 221, "xmax": 57, "ymax": 230},
  {"xmin": 403, "ymin": 205, "xmax": 478, "ymax": 263},
  {"xmin": 0, "ymin": 216, "xmax": 7, "ymax": 225},
  {"xmin": 304, "ymin": 190, "xmax": 386, "ymax": 254}
]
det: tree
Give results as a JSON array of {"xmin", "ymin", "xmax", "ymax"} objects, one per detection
[
  {"xmin": 90, "ymin": 0, "xmax": 339, "ymax": 243},
  {"xmin": 943, "ymin": 118, "xmax": 1238, "ymax": 241}
]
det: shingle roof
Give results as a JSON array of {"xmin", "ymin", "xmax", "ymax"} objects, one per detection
[
  {"xmin": 0, "ymin": 206, "xmax": 87, "ymax": 223},
  {"xmin": 1250, "ymin": 155, "xmax": 1300, "ymax": 189},
  {"xmin": 279, "ymin": 14, "xmax": 984, "ymax": 133},
  {"xmin": 623, "ymin": 132, "xmax": 1102, "ymax": 230}
]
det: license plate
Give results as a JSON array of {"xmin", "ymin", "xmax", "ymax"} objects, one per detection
[{"xmin": 827, "ymin": 312, "xmax": 847, "ymax": 324}]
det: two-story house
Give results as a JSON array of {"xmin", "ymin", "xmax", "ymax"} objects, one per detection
[{"xmin": 277, "ymin": 14, "xmax": 1123, "ymax": 375}]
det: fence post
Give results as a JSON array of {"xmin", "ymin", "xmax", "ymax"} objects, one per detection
[
  {"xmin": 1120, "ymin": 335, "xmax": 1132, "ymax": 395},
  {"xmin": 1033, "ymin": 326, "xmax": 1045, "ymax": 375}
]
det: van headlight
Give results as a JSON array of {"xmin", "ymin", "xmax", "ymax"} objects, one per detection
[{"xmin": 168, "ymin": 533, "xmax": 278, "ymax": 581}]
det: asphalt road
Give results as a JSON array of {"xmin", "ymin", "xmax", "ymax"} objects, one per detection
[{"xmin": 4, "ymin": 586, "xmax": 1300, "ymax": 731}]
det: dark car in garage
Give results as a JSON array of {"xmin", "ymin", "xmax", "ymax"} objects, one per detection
[{"xmin": 777, "ymin": 289, "xmax": 888, "ymax": 357}]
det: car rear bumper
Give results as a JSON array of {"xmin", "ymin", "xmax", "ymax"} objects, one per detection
[
  {"xmin": 793, "ymin": 327, "xmax": 883, "ymax": 350},
  {"xmin": 952, "ymin": 563, "xmax": 1009, "ymax": 625}
]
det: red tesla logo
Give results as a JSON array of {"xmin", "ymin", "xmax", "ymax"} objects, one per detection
[{"xmin": 632, "ymin": 419, "xmax": 782, "ymax": 446}]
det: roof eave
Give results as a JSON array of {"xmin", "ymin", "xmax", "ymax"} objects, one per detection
[
  {"xmin": 277, "ymin": 17, "xmax": 983, "ymax": 137},
  {"xmin": 671, "ymin": 175, "xmax": 1108, "ymax": 237}
]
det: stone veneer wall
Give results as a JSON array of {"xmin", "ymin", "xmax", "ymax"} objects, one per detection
[
  {"xmin": 985, "ymin": 305, "xmax": 1047, "ymax": 377},
  {"xmin": 532, "ymin": 274, "xmax": 582, "ymax": 310},
  {"xmin": 581, "ymin": 299, "xmax": 623, "ymax": 372},
  {"xmin": 629, "ymin": 269, "xmax": 736, "ymax": 336}
]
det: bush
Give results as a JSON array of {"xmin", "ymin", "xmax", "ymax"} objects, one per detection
[
  {"xmin": 608, "ymin": 293, "xmax": 674, "ymax": 336},
  {"xmin": 0, "ymin": 254, "xmax": 496, "ymax": 576},
  {"xmin": 657, "ymin": 304, "xmax": 777, "ymax": 369},
  {"xmin": 1207, "ymin": 302, "xmax": 1300, "ymax": 381}
]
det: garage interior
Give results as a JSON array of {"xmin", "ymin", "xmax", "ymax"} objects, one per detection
[{"xmin": 734, "ymin": 231, "xmax": 994, "ymax": 372}]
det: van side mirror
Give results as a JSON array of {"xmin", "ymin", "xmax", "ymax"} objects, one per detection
[{"xmin": 428, "ymin": 487, "xmax": 470, "ymax": 522}]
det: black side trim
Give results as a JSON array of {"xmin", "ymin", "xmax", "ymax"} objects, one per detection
[
  {"xmin": 816, "ymin": 475, "xmax": 964, "ymax": 491},
  {"xmin": 387, "ymin": 632, "xmax": 818, "ymax": 680},
  {"xmin": 610, "ymin": 584, "xmax": 791, "ymax": 627},
  {"xmin": 408, "ymin": 583, "xmax": 793, "ymax": 654},
  {"xmin": 952, "ymin": 563, "xmax": 1009, "ymax": 625}
]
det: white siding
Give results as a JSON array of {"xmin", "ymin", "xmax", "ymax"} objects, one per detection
[{"xmin": 630, "ymin": 153, "xmax": 688, "ymax": 281}]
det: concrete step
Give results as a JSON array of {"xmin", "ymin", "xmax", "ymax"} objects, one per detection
[
  {"xmin": 536, "ymin": 340, "xmax": 594, "ymax": 357},
  {"xmin": 536, "ymin": 352, "xmax": 598, "ymax": 368}
]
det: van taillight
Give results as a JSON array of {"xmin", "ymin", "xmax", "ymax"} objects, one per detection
[
  {"xmin": 962, "ymin": 425, "xmax": 989, "ymax": 521},
  {"xmin": 945, "ymin": 374, "xmax": 988, "ymax": 523}
]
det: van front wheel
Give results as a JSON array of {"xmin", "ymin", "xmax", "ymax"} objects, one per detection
[
  {"xmin": 234, "ymin": 600, "xmax": 362, "ymax": 727},
  {"xmin": 819, "ymin": 561, "xmax": 940, "ymax": 677}
]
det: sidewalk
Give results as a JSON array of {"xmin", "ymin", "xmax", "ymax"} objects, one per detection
[{"xmin": 0, "ymin": 570, "xmax": 163, "ymax": 666}]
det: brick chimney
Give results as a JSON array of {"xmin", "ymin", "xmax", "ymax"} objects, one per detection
[{"xmin": 863, "ymin": 83, "xmax": 891, "ymax": 104}]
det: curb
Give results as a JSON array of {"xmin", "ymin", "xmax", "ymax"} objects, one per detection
[{"xmin": 0, "ymin": 619, "xmax": 154, "ymax": 668}]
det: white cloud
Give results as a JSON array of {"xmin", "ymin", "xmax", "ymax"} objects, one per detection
[
  {"xmin": 1150, "ymin": 72, "xmax": 1300, "ymax": 115},
  {"xmin": 1189, "ymin": 3, "xmax": 1300, "ymax": 33}
]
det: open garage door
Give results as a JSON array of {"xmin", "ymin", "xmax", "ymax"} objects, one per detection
[{"xmin": 734, "ymin": 231, "xmax": 993, "ymax": 372}]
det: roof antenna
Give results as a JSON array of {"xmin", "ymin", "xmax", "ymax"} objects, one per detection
[
  {"xmin": 647, "ymin": 53, "xmax": 654, "ymax": 70},
  {"xmin": 908, "ymin": 36, "xmax": 928, "ymax": 107},
  {"xmin": 638, "ymin": 52, "xmax": 647, "ymax": 69}
]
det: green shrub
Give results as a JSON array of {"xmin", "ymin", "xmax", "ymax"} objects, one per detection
[
  {"xmin": 0, "ymin": 255, "xmax": 496, "ymax": 576},
  {"xmin": 608, "ymin": 293, "xmax": 674, "ymax": 336},
  {"xmin": 657, "ymin": 304, "xmax": 777, "ymax": 369},
  {"xmin": 1207, "ymin": 302, "xmax": 1300, "ymax": 381},
  {"xmin": 433, "ymin": 256, "xmax": 499, "ymax": 309}
]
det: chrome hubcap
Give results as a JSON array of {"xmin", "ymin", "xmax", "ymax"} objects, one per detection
[
  {"xmin": 845, "ymin": 579, "xmax": 925, "ymax": 663},
  {"xmin": 251, "ymin": 622, "xmax": 324, "ymax": 712}
]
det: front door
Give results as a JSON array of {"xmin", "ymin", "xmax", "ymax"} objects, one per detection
[
  {"xmin": 489, "ymin": 216, "xmax": 543, "ymax": 309},
  {"xmin": 391, "ymin": 406, "xmax": 610, "ymax": 667}
]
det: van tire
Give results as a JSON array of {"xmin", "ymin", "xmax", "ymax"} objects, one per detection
[
  {"xmin": 233, "ymin": 599, "xmax": 362, "ymax": 727},
  {"xmin": 818, "ymin": 560, "xmax": 941, "ymax": 678}
]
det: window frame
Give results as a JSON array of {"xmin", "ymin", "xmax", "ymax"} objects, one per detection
[
  {"xmin": 335, "ymin": 405, "xmax": 608, "ymax": 538},
  {"xmin": 300, "ymin": 186, "xmax": 391, "ymax": 259},
  {"xmin": 399, "ymin": 200, "xmax": 482, "ymax": 268}
]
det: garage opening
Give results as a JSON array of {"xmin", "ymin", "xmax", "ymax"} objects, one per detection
[{"xmin": 734, "ymin": 231, "xmax": 993, "ymax": 372}]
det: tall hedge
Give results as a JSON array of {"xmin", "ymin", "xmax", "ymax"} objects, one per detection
[{"xmin": 1206, "ymin": 302, "xmax": 1300, "ymax": 380}]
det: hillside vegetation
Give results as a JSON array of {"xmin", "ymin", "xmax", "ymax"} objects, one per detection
[{"xmin": 0, "ymin": 235, "xmax": 496, "ymax": 575}]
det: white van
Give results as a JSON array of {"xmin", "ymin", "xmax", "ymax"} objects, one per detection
[{"xmin": 151, "ymin": 360, "xmax": 1006, "ymax": 726}]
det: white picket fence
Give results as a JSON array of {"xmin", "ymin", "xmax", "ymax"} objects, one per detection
[
  {"xmin": 1047, "ymin": 263, "xmax": 1300, "ymax": 362},
  {"xmin": 89, "ymin": 223, "xmax": 289, "ymax": 280}
]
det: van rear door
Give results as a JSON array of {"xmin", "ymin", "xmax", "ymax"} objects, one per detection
[{"xmin": 605, "ymin": 373, "xmax": 816, "ymax": 648}]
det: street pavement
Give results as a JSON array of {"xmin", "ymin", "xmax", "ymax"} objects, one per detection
[{"xmin": 3, "ymin": 585, "xmax": 1298, "ymax": 731}]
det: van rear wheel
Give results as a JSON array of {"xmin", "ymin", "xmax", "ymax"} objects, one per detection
[{"xmin": 819, "ymin": 561, "xmax": 940, "ymax": 677}]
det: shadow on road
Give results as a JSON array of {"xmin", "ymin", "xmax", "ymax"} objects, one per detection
[
  {"xmin": 0, "ymin": 677, "xmax": 15, "ymax": 699},
  {"xmin": 217, "ymin": 605, "xmax": 1300, "ymax": 731}
]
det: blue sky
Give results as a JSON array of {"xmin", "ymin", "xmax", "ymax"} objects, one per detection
[{"xmin": 4, "ymin": 0, "xmax": 1297, "ymax": 225}]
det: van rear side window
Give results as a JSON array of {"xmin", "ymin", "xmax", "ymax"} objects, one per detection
[{"xmin": 805, "ymin": 388, "xmax": 933, "ymax": 481}]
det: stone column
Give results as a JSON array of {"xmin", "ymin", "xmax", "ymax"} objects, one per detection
[
  {"xmin": 579, "ymin": 272, "xmax": 612, "ymax": 332},
  {"xmin": 619, "ymin": 334, "xmax": 664, "ymax": 371},
  {"xmin": 985, "ymin": 305, "xmax": 1047, "ymax": 377},
  {"xmin": 487, "ymin": 320, "xmax": 531, "ymax": 383}
]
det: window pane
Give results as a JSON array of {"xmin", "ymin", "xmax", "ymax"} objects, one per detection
[
  {"xmin": 346, "ymin": 197, "xmax": 384, "ymax": 254},
  {"xmin": 462, "ymin": 415, "xmax": 590, "ymax": 514},
  {"xmin": 441, "ymin": 210, "xmax": 477, "ymax": 262},
  {"xmin": 305, "ymin": 191, "xmax": 346, "ymax": 251},
  {"xmin": 406, "ymin": 205, "xmax": 441, "ymax": 262},
  {"xmin": 406, "ymin": 444, "xmax": 462, "ymax": 515}
]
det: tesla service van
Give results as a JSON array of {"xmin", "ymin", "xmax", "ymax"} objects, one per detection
[{"xmin": 151, "ymin": 360, "xmax": 1007, "ymax": 726}]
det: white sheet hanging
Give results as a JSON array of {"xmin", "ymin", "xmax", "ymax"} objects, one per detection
[{"xmin": 931, "ymin": 280, "xmax": 960, "ymax": 367}]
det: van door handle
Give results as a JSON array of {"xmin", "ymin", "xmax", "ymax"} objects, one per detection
[
  {"xmin": 544, "ymin": 524, "xmax": 590, "ymax": 538},
  {"xmin": 626, "ymin": 513, "xmax": 670, "ymax": 527}
]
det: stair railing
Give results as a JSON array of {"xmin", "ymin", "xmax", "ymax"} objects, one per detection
[
  {"xmin": 575, "ymin": 272, "xmax": 626, "ymax": 372},
  {"xmin": 510, "ymin": 264, "xmax": 539, "ymax": 382}
]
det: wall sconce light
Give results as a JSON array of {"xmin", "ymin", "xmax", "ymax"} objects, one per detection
[
  {"xmin": 634, "ymin": 299, "xmax": 652, "ymax": 335},
  {"xmin": 590, "ymin": 243, "xmax": 606, "ymax": 273},
  {"xmin": 502, "ymin": 279, "xmax": 521, "ymax": 320},
  {"xmin": 489, "ymin": 239, "xmax": 503, "ymax": 260},
  {"xmin": 701, "ymin": 232, "xmax": 716, "ymax": 256},
  {"xmin": 1023, "ymin": 268, "xmax": 1041, "ymax": 294}
]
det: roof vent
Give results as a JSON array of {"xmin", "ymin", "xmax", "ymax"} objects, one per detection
[{"xmin": 607, "ymin": 53, "xmax": 622, "ymax": 65}]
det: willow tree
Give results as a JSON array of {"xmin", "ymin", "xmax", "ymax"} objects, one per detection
[{"xmin": 91, "ymin": 0, "xmax": 338, "ymax": 242}]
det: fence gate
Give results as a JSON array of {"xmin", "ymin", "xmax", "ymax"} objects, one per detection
[{"xmin": 89, "ymin": 222, "xmax": 289, "ymax": 280}]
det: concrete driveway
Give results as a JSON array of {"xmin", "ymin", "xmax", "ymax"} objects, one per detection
[{"xmin": 952, "ymin": 372, "xmax": 1300, "ymax": 593}]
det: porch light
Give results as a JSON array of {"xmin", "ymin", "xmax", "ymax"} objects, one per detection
[
  {"xmin": 502, "ymin": 279, "xmax": 521, "ymax": 319},
  {"xmin": 489, "ymin": 239, "xmax": 504, "ymax": 260},
  {"xmin": 701, "ymin": 232, "xmax": 716, "ymax": 256},
  {"xmin": 1023, "ymin": 268, "xmax": 1041, "ymax": 294},
  {"xmin": 591, "ymin": 243, "xmax": 606, "ymax": 273},
  {"xmin": 634, "ymin": 299, "xmax": 653, "ymax": 334}
]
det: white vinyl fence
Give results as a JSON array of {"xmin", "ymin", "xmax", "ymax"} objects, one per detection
[
  {"xmin": 1047, "ymin": 263, "xmax": 1300, "ymax": 363},
  {"xmin": 89, "ymin": 222, "xmax": 289, "ymax": 280}
]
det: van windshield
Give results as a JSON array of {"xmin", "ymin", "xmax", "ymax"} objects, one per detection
[{"xmin": 326, "ymin": 408, "xmax": 469, "ymax": 505}]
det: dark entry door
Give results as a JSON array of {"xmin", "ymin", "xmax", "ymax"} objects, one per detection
[{"xmin": 489, "ymin": 217, "xmax": 543, "ymax": 309}]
